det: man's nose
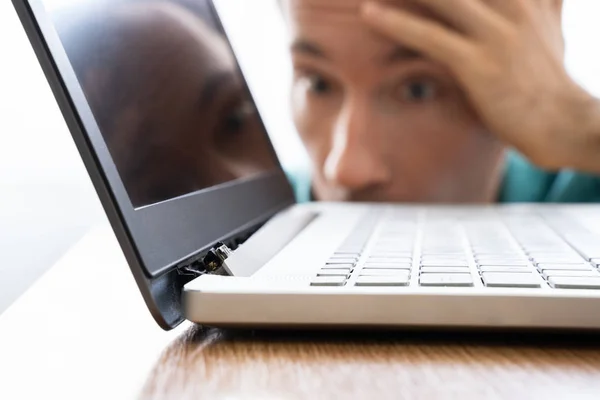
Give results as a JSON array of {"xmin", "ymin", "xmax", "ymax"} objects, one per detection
[{"xmin": 324, "ymin": 99, "xmax": 391, "ymax": 190}]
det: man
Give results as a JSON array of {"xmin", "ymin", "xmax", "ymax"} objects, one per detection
[{"xmin": 281, "ymin": 0, "xmax": 600, "ymax": 204}]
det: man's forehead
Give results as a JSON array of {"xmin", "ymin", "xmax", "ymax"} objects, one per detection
[
  {"xmin": 284, "ymin": 0, "xmax": 413, "ymax": 56},
  {"xmin": 284, "ymin": 0, "xmax": 426, "ymax": 33}
]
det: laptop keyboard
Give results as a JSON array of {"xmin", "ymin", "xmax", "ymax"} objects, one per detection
[{"xmin": 311, "ymin": 209, "xmax": 600, "ymax": 289}]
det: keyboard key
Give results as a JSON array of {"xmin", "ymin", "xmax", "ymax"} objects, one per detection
[
  {"xmin": 317, "ymin": 269, "xmax": 350, "ymax": 277},
  {"xmin": 363, "ymin": 263, "xmax": 411, "ymax": 270},
  {"xmin": 326, "ymin": 258, "xmax": 357, "ymax": 264},
  {"xmin": 532, "ymin": 258, "xmax": 585, "ymax": 264},
  {"xmin": 482, "ymin": 272, "xmax": 541, "ymax": 288},
  {"xmin": 372, "ymin": 249, "xmax": 414, "ymax": 256},
  {"xmin": 422, "ymin": 260, "xmax": 469, "ymax": 264},
  {"xmin": 355, "ymin": 275, "xmax": 410, "ymax": 287},
  {"xmin": 321, "ymin": 264, "xmax": 354, "ymax": 270},
  {"xmin": 371, "ymin": 251, "xmax": 414, "ymax": 258},
  {"xmin": 419, "ymin": 273, "xmax": 473, "ymax": 287},
  {"xmin": 476, "ymin": 260, "xmax": 529, "ymax": 266},
  {"xmin": 548, "ymin": 277, "xmax": 600, "ymax": 289},
  {"xmin": 542, "ymin": 270, "xmax": 599, "ymax": 278},
  {"xmin": 478, "ymin": 266, "xmax": 532, "ymax": 273},
  {"xmin": 420, "ymin": 251, "xmax": 465, "ymax": 255},
  {"xmin": 522, "ymin": 244, "xmax": 571, "ymax": 249},
  {"xmin": 528, "ymin": 252, "xmax": 580, "ymax": 258},
  {"xmin": 421, "ymin": 249, "xmax": 463, "ymax": 254},
  {"xmin": 421, "ymin": 261, "xmax": 469, "ymax": 267},
  {"xmin": 311, "ymin": 276, "xmax": 346, "ymax": 286},
  {"xmin": 376, "ymin": 237, "xmax": 411, "ymax": 243},
  {"xmin": 476, "ymin": 256, "xmax": 528, "ymax": 261},
  {"xmin": 422, "ymin": 251, "xmax": 464, "ymax": 255},
  {"xmin": 522, "ymin": 245, "xmax": 572, "ymax": 250},
  {"xmin": 476, "ymin": 253, "xmax": 527, "ymax": 257},
  {"xmin": 473, "ymin": 252, "xmax": 522, "ymax": 256},
  {"xmin": 375, "ymin": 245, "xmax": 414, "ymax": 251},
  {"xmin": 420, "ymin": 267, "xmax": 471, "ymax": 274},
  {"xmin": 360, "ymin": 269, "xmax": 410, "ymax": 276},
  {"xmin": 368, "ymin": 257, "xmax": 412, "ymax": 263},
  {"xmin": 475, "ymin": 251, "xmax": 525, "ymax": 256},
  {"xmin": 330, "ymin": 254, "xmax": 358, "ymax": 260},
  {"xmin": 370, "ymin": 252, "xmax": 413, "ymax": 258},
  {"xmin": 422, "ymin": 261, "xmax": 469, "ymax": 266},
  {"xmin": 336, "ymin": 249, "xmax": 362, "ymax": 256},
  {"xmin": 373, "ymin": 244, "xmax": 414, "ymax": 250},
  {"xmin": 529, "ymin": 250, "xmax": 578, "ymax": 256},
  {"xmin": 561, "ymin": 239, "xmax": 600, "ymax": 261},
  {"xmin": 421, "ymin": 254, "xmax": 466, "ymax": 259},
  {"xmin": 536, "ymin": 264, "xmax": 591, "ymax": 271}
]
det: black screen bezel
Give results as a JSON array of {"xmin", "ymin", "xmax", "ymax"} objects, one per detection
[{"xmin": 11, "ymin": 0, "xmax": 296, "ymax": 329}]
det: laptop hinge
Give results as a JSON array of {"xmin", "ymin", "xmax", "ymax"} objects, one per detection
[
  {"xmin": 179, "ymin": 242, "xmax": 233, "ymax": 277},
  {"xmin": 179, "ymin": 207, "xmax": 318, "ymax": 278}
]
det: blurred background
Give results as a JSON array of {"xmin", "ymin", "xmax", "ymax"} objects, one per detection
[{"xmin": 1, "ymin": 0, "xmax": 600, "ymax": 314}]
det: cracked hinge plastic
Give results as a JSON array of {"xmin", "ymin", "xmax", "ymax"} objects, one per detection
[{"xmin": 179, "ymin": 242, "xmax": 233, "ymax": 277}]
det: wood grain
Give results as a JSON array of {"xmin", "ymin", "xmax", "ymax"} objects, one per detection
[{"xmin": 141, "ymin": 327, "xmax": 600, "ymax": 400}]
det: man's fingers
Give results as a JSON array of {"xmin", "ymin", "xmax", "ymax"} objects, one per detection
[
  {"xmin": 361, "ymin": 2, "xmax": 475, "ymax": 69},
  {"xmin": 483, "ymin": 0, "xmax": 528, "ymax": 20},
  {"xmin": 409, "ymin": 0, "xmax": 507, "ymax": 38},
  {"xmin": 538, "ymin": 0, "xmax": 564, "ymax": 12}
]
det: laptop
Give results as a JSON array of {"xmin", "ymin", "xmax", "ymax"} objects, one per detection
[{"xmin": 13, "ymin": 0, "xmax": 600, "ymax": 331}]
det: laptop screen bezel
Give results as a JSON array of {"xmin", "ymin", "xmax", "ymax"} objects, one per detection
[{"xmin": 13, "ymin": 0, "xmax": 296, "ymax": 329}]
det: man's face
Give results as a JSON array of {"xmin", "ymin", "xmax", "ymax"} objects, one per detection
[{"xmin": 284, "ymin": 0, "xmax": 506, "ymax": 203}]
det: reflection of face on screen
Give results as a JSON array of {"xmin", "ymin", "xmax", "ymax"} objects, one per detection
[{"xmin": 50, "ymin": 0, "xmax": 278, "ymax": 207}]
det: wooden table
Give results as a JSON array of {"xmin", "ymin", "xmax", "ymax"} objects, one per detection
[{"xmin": 2, "ymin": 224, "xmax": 600, "ymax": 400}]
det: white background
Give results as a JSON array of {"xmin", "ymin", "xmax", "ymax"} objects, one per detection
[{"xmin": 1, "ymin": 0, "xmax": 600, "ymax": 312}]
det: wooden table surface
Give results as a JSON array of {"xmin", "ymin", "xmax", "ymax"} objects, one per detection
[{"xmin": 2, "ymin": 224, "xmax": 600, "ymax": 400}]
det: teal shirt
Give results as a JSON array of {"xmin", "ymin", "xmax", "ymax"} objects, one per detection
[{"xmin": 287, "ymin": 151, "xmax": 600, "ymax": 204}]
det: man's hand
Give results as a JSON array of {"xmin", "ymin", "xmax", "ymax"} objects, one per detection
[{"xmin": 362, "ymin": 0, "xmax": 600, "ymax": 172}]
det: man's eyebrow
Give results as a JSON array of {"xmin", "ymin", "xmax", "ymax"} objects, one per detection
[
  {"xmin": 291, "ymin": 39, "xmax": 328, "ymax": 59},
  {"xmin": 198, "ymin": 71, "xmax": 236, "ymax": 107},
  {"xmin": 384, "ymin": 47, "xmax": 423, "ymax": 64}
]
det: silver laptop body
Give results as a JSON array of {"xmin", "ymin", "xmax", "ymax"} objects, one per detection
[{"xmin": 184, "ymin": 203, "xmax": 600, "ymax": 330}]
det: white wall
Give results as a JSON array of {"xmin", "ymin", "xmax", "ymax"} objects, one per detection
[
  {"xmin": 563, "ymin": 1, "xmax": 600, "ymax": 97},
  {"xmin": 0, "ymin": 0, "xmax": 103, "ymax": 313}
]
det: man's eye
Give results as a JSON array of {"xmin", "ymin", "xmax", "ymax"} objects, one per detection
[
  {"xmin": 221, "ymin": 101, "xmax": 255, "ymax": 135},
  {"xmin": 397, "ymin": 80, "xmax": 437, "ymax": 103},
  {"xmin": 306, "ymin": 74, "xmax": 331, "ymax": 94}
]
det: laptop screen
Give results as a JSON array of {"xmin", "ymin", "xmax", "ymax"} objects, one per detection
[{"xmin": 44, "ymin": 0, "xmax": 280, "ymax": 208}]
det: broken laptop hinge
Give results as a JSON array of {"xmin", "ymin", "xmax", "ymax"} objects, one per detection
[
  {"xmin": 203, "ymin": 243, "xmax": 232, "ymax": 274},
  {"xmin": 179, "ymin": 242, "xmax": 233, "ymax": 277}
]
